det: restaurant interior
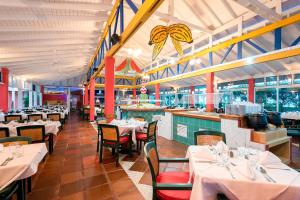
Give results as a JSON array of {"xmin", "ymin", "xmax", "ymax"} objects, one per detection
[{"xmin": 0, "ymin": 0, "xmax": 300, "ymax": 199}]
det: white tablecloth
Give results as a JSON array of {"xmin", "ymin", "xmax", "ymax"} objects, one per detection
[
  {"xmin": 0, "ymin": 143, "xmax": 47, "ymax": 190},
  {"xmin": 110, "ymin": 119, "xmax": 147, "ymax": 144},
  {"xmin": 186, "ymin": 146, "xmax": 300, "ymax": 200},
  {"xmin": 0, "ymin": 120, "xmax": 61, "ymax": 136}
]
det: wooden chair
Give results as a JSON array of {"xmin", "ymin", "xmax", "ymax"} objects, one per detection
[
  {"xmin": 136, "ymin": 120, "xmax": 158, "ymax": 152},
  {"xmin": 96, "ymin": 119, "xmax": 107, "ymax": 152},
  {"xmin": 4, "ymin": 115, "xmax": 22, "ymax": 122},
  {"xmin": 28, "ymin": 114, "xmax": 43, "ymax": 121},
  {"xmin": 144, "ymin": 141, "xmax": 192, "ymax": 200},
  {"xmin": 0, "ymin": 136, "xmax": 32, "ymax": 147},
  {"xmin": 47, "ymin": 113, "xmax": 63, "ymax": 128},
  {"xmin": 0, "ymin": 181, "xmax": 23, "ymax": 200},
  {"xmin": 133, "ymin": 116, "xmax": 145, "ymax": 121},
  {"xmin": 194, "ymin": 130, "xmax": 226, "ymax": 145},
  {"xmin": 16, "ymin": 125, "xmax": 53, "ymax": 154},
  {"xmin": 47, "ymin": 113, "xmax": 61, "ymax": 121},
  {"xmin": 0, "ymin": 127, "xmax": 9, "ymax": 138},
  {"xmin": 83, "ymin": 108, "xmax": 90, "ymax": 120},
  {"xmin": 98, "ymin": 124, "xmax": 132, "ymax": 166},
  {"xmin": 0, "ymin": 136, "xmax": 32, "ymax": 195}
]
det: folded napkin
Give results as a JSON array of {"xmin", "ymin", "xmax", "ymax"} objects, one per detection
[
  {"xmin": 234, "ymin": 160, "xmax": 256, "ymax": 180},
  {"xmin": 258, "ymin": 151, "xmax": 281, "ymax": 166},
  {"xmin": 193, "ymin": 148, "xmax": 215, "ymax": 161},
  {"xmin": 216, "ymin": 141, "xmax": 229, "ymax": 154}
]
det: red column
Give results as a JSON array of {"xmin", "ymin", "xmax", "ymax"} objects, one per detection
[
  {"xmin": 248, "ymin": 78, "xmax": 255, "ymax": 103},
  {"xmin": 155, "ymin": 83, "xmax": 160, "ymax": 106},
  {"xmin": 133, "ymin": 88, "xmax": 136, "ymax": 98},
  {"xmin": 190, "ymin": 86, "xmax": 195, "ymax": 107},
  {"xmin": 89, "ymin": 78, "xmax": 95, "ymax": 121},
  {"xmin": 0, "ymin": 67, "xmax": 8, "ymax": 112},
  {"xmin": 206, "ymin": 72, "xmax": 214, "ymax": 112},
  {"xmin": 104, "ymin": 56, "xmax": 115, "ymax": 122},
  {"xmin": 0, "ymin": 68, "xmax": 9, "ymax": 112},
  {"xmin": 84, "ymin": 85, "xmax": 89, "ymax": 106}
]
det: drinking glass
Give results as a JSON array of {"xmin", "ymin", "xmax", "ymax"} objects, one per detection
[{"xmin": 15, "ymin": 143, "xmax": 23, "ymax": 158}]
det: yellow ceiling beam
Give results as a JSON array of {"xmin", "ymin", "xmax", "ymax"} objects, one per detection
[
  {"xmin": 146, "ymin": 13, "xmax": 300, "ymax": 75},
  {"xmin": 95, "ymin": 84, "xmax": 136, "ymax": 89},
  {"xmin": 87, "ymin": 0, "xmax": 121, "ymax": 69},
  {"xmin": 88, "ymin": 0, "xmax": 165, "ymax": 84},
  {"xmin": 146, "ymin": 46, "xmax": 300, "ymax": 86},
  {"xmin": 97, "ymin": 74, "xmax": 139, "ymax": 80}
]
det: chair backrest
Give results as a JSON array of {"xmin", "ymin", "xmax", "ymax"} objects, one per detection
[
  {"xmin": 84, "ymin": 108, "xmax": 90, "ymax": 114},
  {"xmin": 99, "ymin": 124, "xmax": 120, "ymax": 143},
  {"xmin": 134, "ymin": 117, "xmax": 145, "ymax": 122},
  {"xmin": 47, "ymin": 113, "xmax": 61, "ymax": 121},
  {"xmin": 147, "ymin": 120, "xmax": 158, "ymax": 139},
  {"xmin": 17, "ymin": 125, "xmax": 45, "ymax": 143},
  {"xmin": 0, "ymin": 127, "xmax": 9, "ymax": 138},
  {"xmin": 0, "ymin": 136, "xmax": 32, "ymax": 147},
  {"xmin": 5, "ymin": 115, "xmax": 22, "ymax": 122},
  {"xmin": 194, "ymin": 130, "xmax": 226, "ymax": 145},
  {"xmin": 144, "ymin": 141, "xmax": 160, "ymax": 184},
  {"xmin": 28, "ymin": 114, "xmax": 43, "ymax": 121}
]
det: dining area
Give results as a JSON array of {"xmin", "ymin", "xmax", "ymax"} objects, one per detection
[
  {"xmin": 143, "ymin": 131, "xmax": 300, "ymax": 200},
  {"xmin": 0, "ymin": 105, "xmax": 67, "ymax": 200}
]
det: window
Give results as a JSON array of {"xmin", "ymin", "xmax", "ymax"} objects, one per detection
[
  {"xmin": 232, "ymin": 90, "xmax": 248, "ymax": 102},
  {"xmin": 279, "ymin": 74, "xmax": 292, "ymax": 85},
  {"xmin": 278, "ymin": 88, "xmax": 300, "ymax": 112},
  {"xmin": 294, "ymin": 74, "xmax": 300, "ymax": 84},
  {"xmin": 255, "ymin": 88, "xmax": 277, "ymax": 111},
  {"xmin": 255, "ymin": 78, "xmax": 265, "ymax": 87},
  {"xmin": 266, "ymin": 76, "xmax": 277, "ymax": 86}
]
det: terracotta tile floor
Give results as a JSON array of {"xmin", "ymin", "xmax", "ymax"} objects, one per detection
[
  {"xmin": 27, "ymin": 111, "xmax": 300, "ymax": 200},
  {"xmin": 28, "ymin": 112, "xmax": 144, "ymax": 200}
]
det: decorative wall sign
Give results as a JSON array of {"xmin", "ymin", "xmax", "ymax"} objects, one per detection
[{"xmin": 149, "ymin": 24, "xmax": 193, "ymax": 61}]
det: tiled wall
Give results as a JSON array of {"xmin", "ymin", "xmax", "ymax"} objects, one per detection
[
  {"xmin": 173, "ymin": 115, "xmax": 221, "ymax": 145},
  {"xmin": 122, "ymin": 110, "xmax": 165, "ymax": 123}
]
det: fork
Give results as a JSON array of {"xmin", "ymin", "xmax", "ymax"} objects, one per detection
[
  {"xmin": 225, "ymin": 165, "xmax": 236, "ymax": 179},
  {"xmin": 0, "ymin": 157, "xmax": 13, "ymax": 166},
  {"xmin": 260, "ymin": 167, "xmax": 276, "ymax": 183}
]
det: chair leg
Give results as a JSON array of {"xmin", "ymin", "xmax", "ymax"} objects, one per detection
[
  {"xmin": 136, "ymin": 139, "xmax": 139, "ymax": 151},
  {"xmin": 112, "ymin": 148, "xmax": 115, "ymax": 156},
  {"xmin": 96, "ymin": 134, "xmax": 99, "ymax": 152},
  {"xmin": 115, "ymin": 145, "xmax": 119, "ymax": 167},
  {"xmin": 27, "ymin": 177, "xmax": 31, "ymax": 193},
  {"xmin": 99, "ymin": 141, "xmax": 103, "ymax": 163},
  {"xmin": 17, "ymin": 180, "xmax": 25, "ymax": 200},
  {"xmin": 49, "ymin": 134, "xmax": 53, "ymax": 154}
]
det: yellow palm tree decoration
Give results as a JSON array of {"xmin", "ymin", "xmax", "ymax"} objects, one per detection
[{"xmin": 149, "ymin": 24, "xmax": 193, "ymax": 61}]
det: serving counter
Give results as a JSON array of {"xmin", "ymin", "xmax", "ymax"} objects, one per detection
[
  {"xmin": 121, "ymin": 106, "xmax": 165, "ymax": 122},
  {"xmin": 171, "ymin": 111, "xmax": 221, "ymax": 145}
]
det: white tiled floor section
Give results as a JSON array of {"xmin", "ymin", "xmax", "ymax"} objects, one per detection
[{"xmin": 91, "ymin": 122, "xmax": 152, "ymax": 200}]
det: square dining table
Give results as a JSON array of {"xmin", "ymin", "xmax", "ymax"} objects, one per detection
[
  {"xmin": 109, "ymin": 119, "xmax": 147, "ymax": 144},
  {"xmin": 185, "ymin": 145, "xmax": 300, "ymax": 200},
  {"xmin": 0, "ymin": 143, "xmax": 48, "ymax": 191}
]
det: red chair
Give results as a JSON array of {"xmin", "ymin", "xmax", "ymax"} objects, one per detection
[
  {"xmin": 98, "ymin": 124, "xmax": 132, "ymax": 166},
  {"xmin": 136, "ymin": 120, "xmax": 158, "ymax": 152},
  {"xmin": 144, "ymin": 141, "xmax": 192, "ymax": 200}
]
